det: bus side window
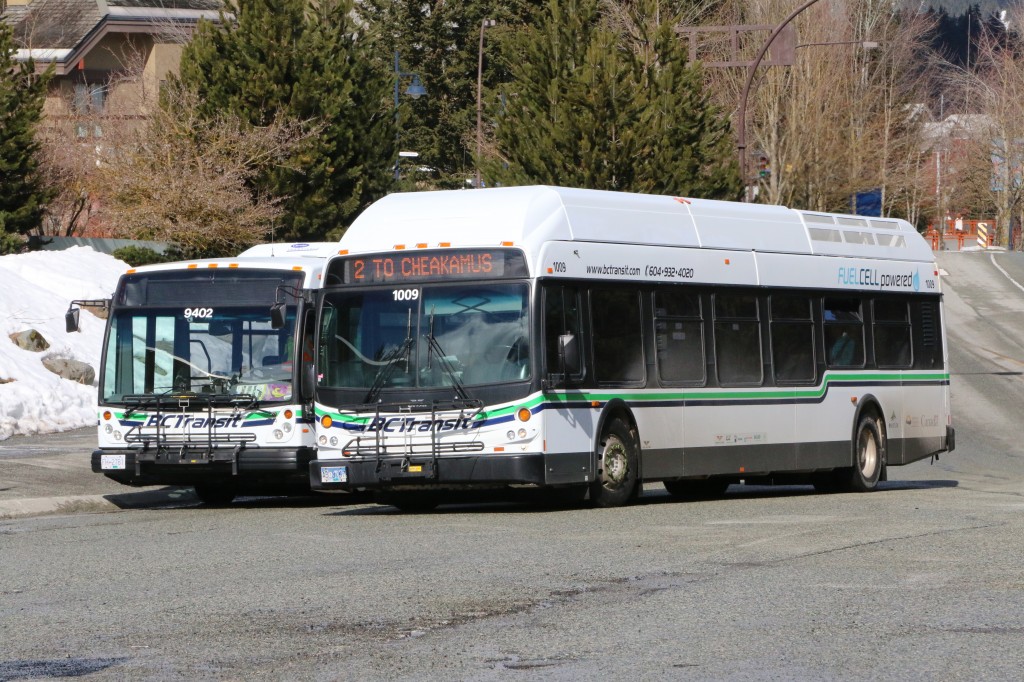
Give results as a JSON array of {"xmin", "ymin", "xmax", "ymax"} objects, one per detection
[
  {"xmin": 824, "ymin": 297, "xmax": 864, "ymax": 368},
  {"xmin": 654, "ymin": 289, "xmax": 704, "ymax": 385},
  {"xmin": 770, "ymin": 294, "xmax": 815, "ymax": 383},
  {"xmin": 873, "ymin": 299, "xmax": 912, "ymax": 368},
  {"xmin": 592, "ymin": 288, "xmax": 644, "ymax": 384},
  {"xmin": 713, "ymin": 293, "xmax": 762, "ymax": 386},
  {"xmin": 544, "ymin": 285, "xmax": 583, "ymax": 379}
]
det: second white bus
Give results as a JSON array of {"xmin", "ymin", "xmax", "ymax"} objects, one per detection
[{"xmin": 308, "ymin": 186, "xmax": 953, "ymax": 510}]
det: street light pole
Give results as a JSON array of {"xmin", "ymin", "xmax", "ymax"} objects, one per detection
[
  {"xmin": 737, "ymin": 0, "xmax": 823, "ymax": 201},
  {"xmin": 476, "ymin": 18, "xmax": 496, "ymax": 189},
  {"xmin": 393, "ymin": 51, "xmax": 427, "ymax": 181}
]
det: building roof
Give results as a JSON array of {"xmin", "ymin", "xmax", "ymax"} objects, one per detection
[{"xmin": 3, "ymin": 0, "xmax": 221, "ymax": 73}]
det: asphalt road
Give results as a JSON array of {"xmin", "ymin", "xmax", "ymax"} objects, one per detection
[{"xmin": 2, "ymin": 250, "xmax": 1024, "ymax": 681}]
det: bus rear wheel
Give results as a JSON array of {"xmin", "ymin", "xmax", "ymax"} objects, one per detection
[
  {"xmin": 825, "ymin": 414, "xmax": 885, "ymax": 493},
  {"xmin": 590, "ymin": 418, "xmax": 639, "ymax": 508}
]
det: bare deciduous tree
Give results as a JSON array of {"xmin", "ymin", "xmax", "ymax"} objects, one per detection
[
  {"xmin": 939, "ymin": 14, "xmax": 1024, "ymax": 248},
  {"xmin": 93, "ymin": 86, "xmax": 315, "ymax": 257}
]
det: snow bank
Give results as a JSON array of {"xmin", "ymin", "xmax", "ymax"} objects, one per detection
[{"xmin": 0, "ymin": 247, "xmax": 128, "ymax": 440}]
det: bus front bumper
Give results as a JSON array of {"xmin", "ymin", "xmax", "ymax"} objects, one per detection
[
  {"xmin": 92, "ymin": 447, "xmax": 316, "ymax": 487},
  {"xmin": 309, "ymin": 453, "xmax": 550, "ymax": 491}
]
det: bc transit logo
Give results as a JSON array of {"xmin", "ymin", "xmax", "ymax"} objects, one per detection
[{"xmin": 838, "ymin": 266, "xmax": 919, "ymax": 290}]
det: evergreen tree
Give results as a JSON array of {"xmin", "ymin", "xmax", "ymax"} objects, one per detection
[
  {"xmin": 357, "ymin": 0, "xmax": 539, "ymax": 189},
  {"xmin": 174, "ymin": 0, "xmax": 394, "ymax": 239},
  {"xmin": 0, "ymin": 23, "xmax": 53, "ymax": 243},
  {"xmin": 488, "ymin": 0, "xmax": 740, "ymax": 199}
]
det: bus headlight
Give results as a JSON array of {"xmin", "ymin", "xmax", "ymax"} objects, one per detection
[
  {"xmin": 104, "ymin": 424, "xmax": 113, "ymax": 434},
  {"xmin": 329, "ymin": 437, "xmax": 339, "ymax": 447},
  {"xmin": 273, "ymin": 429, "xmax": 284, "ymax": 440},
  {"xmin": 319, "ymin": 435, "xmax": 328, "ymax": 445},
  {"xmin": 282, "ymin": 422, "xmax": 292, "ymax": 433}
]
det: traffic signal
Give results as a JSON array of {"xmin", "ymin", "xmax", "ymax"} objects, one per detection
[{"xmin": 758, "ymin": 156, "xmax": 770, "ymax": 179}]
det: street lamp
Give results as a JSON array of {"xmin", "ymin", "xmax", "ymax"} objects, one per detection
[
  {"xmin": 737, "ymin": 0, "xmax": 823, "ymax": 201},
  {"xmin": 476, "ymin": 18, "xmax": 496, "ymax": 188},
  {"xmin": 394, "ymin": 51, "xmax": 427, "ymax": 180}
]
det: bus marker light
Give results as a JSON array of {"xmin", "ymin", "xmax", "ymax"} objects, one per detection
[
  {"xmin": 284, "ymin": 409, "xmax": 294, "ymax": 420},
  {"xmin": 338, "ymin": 249, "xmax": 349, "ymax": 255},
  {"xmin": 590, "ymin": 401, "xmax": 600, "ymax": 407},
  {"xmin": 547, "ymin": 267, "xmax": 553, "ymax": 274},
  {"xmin": 103, "ymin": 411, "xmax": 112, "ymax": 421},
  {"xmin": 517, "ymin": 408, "xmax": 531, "ymax": 422},
  {"xmin": 208, "ymin": 263, "xmax": 218, "ymax": 268},
  {"xmin": 739, "ymin": 466, "xmax": 745, "ymax": 473},
  {"xmin": 500, "ymin": 241, "xmax": 514, "ymax": 247},
  {"xmin": 322, "ymin": 415, "xmax": 333, "ymax": 428},
  {"xmin": 724, "ymin": 259, "xmax": 731, "ymax": 265},
  {"xmin": 439, "ymin": 242, "xmax": 451, "ymax": 248},
  {"xmin": 494, "ymin": 446, "xmax": 505, "ymax": 452},
  {"xmin": 394, "ymin": 244, "xmax": 406, "ymax": 250},
  {"xmin": 851, "ymin": 396, "xmax": 858, "ymax": 404},
  {"xmin": 126, "ymin": 269, "xmax": 137, "ymax": 274},
  {"xmin": 416, "ymin": 243, "xmax": 428, "ymax": 249},
  {"xmin": 187, "ymin": 264, "xmax": 198, "ymax": 269}
]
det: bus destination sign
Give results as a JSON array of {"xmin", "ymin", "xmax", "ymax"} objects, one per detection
[{"xmin": 334, "ymin": 249, "xmax": 528, "ymax": 284}]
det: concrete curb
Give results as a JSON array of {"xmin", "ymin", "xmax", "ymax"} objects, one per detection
[{"xmin": 0, "ymin": 489, "xmax": 195, "ymax": 521}]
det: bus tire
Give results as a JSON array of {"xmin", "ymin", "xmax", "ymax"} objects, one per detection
[
  {"xmin": 841, "ymin": 414, "xmax": 885, "ymax": 493},
  {"xmin": 590, "ymin": 418, "xmax": 639, "ymax": 508},
  {"xmin": 194, "ymin": 483, "xmax": 236, "ymax": 506},
  {"xmin": 664, "ymin": 478, "xmax": 730, "ymax": 500}
]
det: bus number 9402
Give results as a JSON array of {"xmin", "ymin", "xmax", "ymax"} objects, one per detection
[{"xmin": 393, "ymin": 289, "xmax": 420, "ymax": 301}]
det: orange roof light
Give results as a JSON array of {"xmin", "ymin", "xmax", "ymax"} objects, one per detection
[
  {"xmin": 416, "ymin": 243, "xmax": 428, "ymax": 249},
  {"xmin": 394, "ymin": 244, "xmax": 407, "ymax": 250},
  {"xmin": 338, "ymin": 249, "xmax": 349, "ymax": 255},
  {"xmin": 500, "ymin": 241, "xmax": 514, "ymax": 247},
  {"xmin": 439, "ymin": 242, "xmax": 451, "ymax": 248}
]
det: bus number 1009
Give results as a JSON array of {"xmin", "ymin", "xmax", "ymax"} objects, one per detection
[{"xmin": 393, "ymin": 289, "xmax": 420, "ymax": 301}]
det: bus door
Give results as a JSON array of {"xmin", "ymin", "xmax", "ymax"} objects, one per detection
[{"xmin": 541, "ymin": 284, "xmax": 594, "ymax": 483}]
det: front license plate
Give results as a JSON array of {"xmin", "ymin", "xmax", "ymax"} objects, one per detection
[
  {"xmin": 101, "ymin": 455, "xmax": 126, "ymax": 470},
  {"xmin": 321, "ymin": 466, "xmax": 348, "ymax": 483}
]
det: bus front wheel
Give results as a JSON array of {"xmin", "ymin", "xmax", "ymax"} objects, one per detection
[{"xmin": 590, "ymin": 419, "xmax": 639, "ymax": 508}]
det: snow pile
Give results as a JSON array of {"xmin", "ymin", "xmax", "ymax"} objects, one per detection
[{"xmin": 0, "ymin": 247, "xmax": 128, "ymax": 441}]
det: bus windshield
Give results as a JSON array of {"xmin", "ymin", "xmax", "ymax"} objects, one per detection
[
  {"xmin": 100, "ymin": 270, "xmax": 304, "ymax": 403},
  {"xmin": 319, "ymin": 282, "xmax": 530, "ymax": 392}
]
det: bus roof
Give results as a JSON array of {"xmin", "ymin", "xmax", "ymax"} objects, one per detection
[
  {"xmin": 124, "ymin": 242, "xmax": 339, "ymax": 288},
  {"xmin": 341, "ymin": 186, "xmax": 933, "ymax": 264}
]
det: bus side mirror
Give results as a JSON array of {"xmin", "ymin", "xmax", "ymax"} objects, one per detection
[
  {"xmin": 301, "ymin": 362, "xmax": 316, "ymax": 402},
  {"xmin": 270, "ymin": 301, "xmax": 286, "ymax": 329},
  {"xmin": 559, "ymin": 333, "xmax": 579, "ymax": 375},
  {"xmin": 65, "ymin": 307, "xmax": 81, "ymax": 333}
]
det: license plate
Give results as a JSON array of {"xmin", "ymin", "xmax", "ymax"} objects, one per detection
[
  {"xmin": 101, "ymin": 455, "xmax": 126, "ymax": 470},
  {"xmin": 321, "ymin": 466, "xmax": 348, "ymax": 483}
]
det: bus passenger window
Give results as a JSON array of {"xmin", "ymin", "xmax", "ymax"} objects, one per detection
[
  {"xmin": 713, "ymin": 293, "xmax": 762, "ymax": 385},
  {"xmin": 592, "ymin": 288, "xmax": 643, "ymax": 384},
  {"xmin": 770, "ymin": 295, "xmax": 814, "ymax": 383},
  {"xmin": 824, "ymin": 297, "xmax": 864, "ymax": 368},
  {"xmin": 654, "ymin": 290, "xmax": 704, "ymax": 385},
  {"xmin": 873, "ymin": 299, "xmax": 912, "ymax": 368}
]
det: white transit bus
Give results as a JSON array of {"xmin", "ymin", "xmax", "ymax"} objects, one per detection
[
  {"xmin": 308, "ymin": 186, "xmax": 953, "ymax": 510},
  {"xmin": 67, "ymin": 242, "xmax": 336, "ymax": 505}
]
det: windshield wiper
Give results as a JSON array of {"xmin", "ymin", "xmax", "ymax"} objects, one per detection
[
  {"xmin": 425, "ymin": 306, "xmax": 470, "ymax": 401},
  {"xmin": 364, "ymin": 308, "xmax": 414, "ymax": 404}
]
